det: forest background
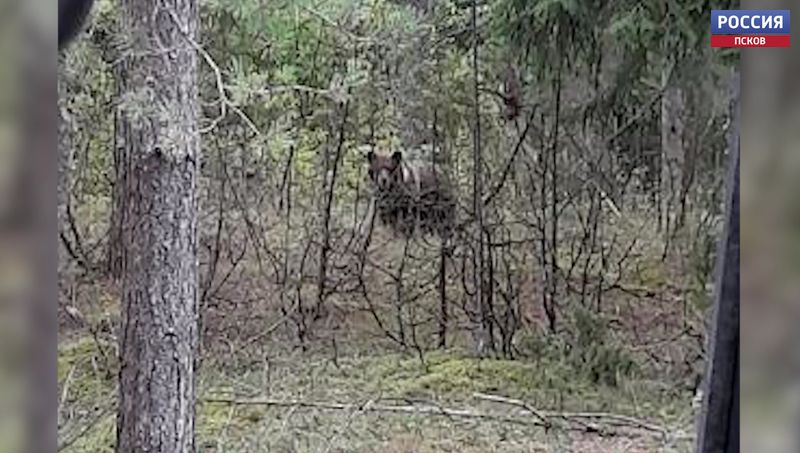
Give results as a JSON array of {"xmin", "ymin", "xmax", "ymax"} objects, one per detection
[{"xmin": 57, "ymin": 0, "xmax": 737, "ymax": 451}]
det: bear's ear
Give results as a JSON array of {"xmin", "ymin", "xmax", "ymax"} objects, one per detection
[
  {"xmin": 391, "ymin": 151, "xmax": 402, "ymax": 165},
  {"xmin": 367, "ymin": 151, "xmax": 375, "ymax": 163},
  {"xmin": 59, "ymin": 0, "xmax": 95, "ymax": 49}
]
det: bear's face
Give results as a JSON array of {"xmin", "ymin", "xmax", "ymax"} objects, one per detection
[{"xmin": 366, "ymin": 151, "xmax": 403, "ymax": 192}]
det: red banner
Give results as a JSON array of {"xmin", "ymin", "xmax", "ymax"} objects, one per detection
[{"xmin": 711, "ymin": 35, "xmax": 790, "ymax": 47}]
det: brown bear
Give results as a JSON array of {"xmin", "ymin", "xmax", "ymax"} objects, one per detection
[{"xmin": 364, "ymin": 150, "xmax": 456, "ymax": 238}]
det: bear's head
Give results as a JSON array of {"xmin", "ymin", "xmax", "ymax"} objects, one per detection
[{"xmin": 366, "ymin": 151, "xmax": 403, "ymax": 192}]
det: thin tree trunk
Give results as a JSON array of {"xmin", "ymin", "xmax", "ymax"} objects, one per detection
[
  {"xmin": 108, "ymin": 70, "xmax": 128, "ymax": 279},
  {"xmin": 538, "ymin": 134, "xmax": 550, "ymax": 332},
  {"xmin": 315, "ymin": 100, "xmax": 349, "ymax": 319},
  {"xmin": 438, "ymin": 244, "xmax": 448, "ymax": 348},
  {"xmin": 58, "ymin": 78, "xmax": 75, "ymax": 263},
  {"xmin": 115, "ymin": 1, "xmax": 199, "ymax": 452},
  {"xmin": 660, "ymin": 65, "xmax": 685, "ymax": 244},
  {"xmin": 544, "ymin": 49, "xmax": 563, "ymax": 334},
  {"xmin": 433, "ymin": 108, "xmax": 448, "ymax": 349},
  {"xmin": 470, "ymin": 0, "xmax": 488, "ymax": 355},
  {"xmin": 106, "ymin": 18, "xmax": 127, "ymax": 279}
]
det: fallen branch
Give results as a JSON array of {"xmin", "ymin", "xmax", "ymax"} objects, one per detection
[
  {"xmin": 549, "ymin": 410, "xmax": 670, "ymax": 436},
  {"xmin": 474, "ymin": 392, "xmax": 670, "ymax": 437},
  {"xmin": 202, "ymin": 397, "xmax": 531, "ymax": 427},
  {"xmin": 473, "ymin": 392, "xmax": 550, "ymax": 427},
  {"xmin": 201, "ymin": 395, "xmax": 683, "ymax": 440}
]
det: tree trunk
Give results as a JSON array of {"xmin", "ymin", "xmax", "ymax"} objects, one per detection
[
  {"xmin": 115, "ymin": 1, "xmax": 199, "ymax": 452},
  {"xmin": 315, "ymin": 100, "xmax": 349, "ymax": 320},
  {"xmin": 108, "ymin": 65, "xmax": 128, "ymax": 279},
  {"xmin": 470, "ymin": 0, "xmax": 490, "ymax": 355},
  {"xmin": 58, "ymin": 77, "xmax": 76, "ymax": 264},
  {"xmin": 545, "ymin": 50, "xmax": 563, "ymax": 334},
  {"xmin": 660, "ymin": 72, "xmax": 685, "ymax": 239},
  {"xmin": 99, "ymin": 13, "xmax": 127, "ymax": 279}
]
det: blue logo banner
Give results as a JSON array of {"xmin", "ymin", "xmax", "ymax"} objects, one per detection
[{"xmin": 711, "ymin": 10, "xmax": 790, "ymax": 35}]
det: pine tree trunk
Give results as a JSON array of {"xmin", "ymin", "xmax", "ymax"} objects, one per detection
[{"xmin": 115, "ymin": 1, "xmax": 199, "ymax": 452}]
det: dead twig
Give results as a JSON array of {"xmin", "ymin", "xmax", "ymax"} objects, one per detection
[
  {"xmin": 318, "ymin": 398, "xmax": 376, "ymax": 453},
  {"xmin": 475, "ymin": 392, "xmax": 670, "ymax": 437},
  {"xmin": 57, "ymin": 361, "xmax": 80, "ymax": 424},
  {"xmin": 57, "ymin": 405, "xmax": 115, "ymax": 451},
  {"xmin": 548, "ymin": 410, "xmax": 670, "ymax": 437},
  {"xmin": 203, "ymin": 396, "xmax": 534, "ymax": 427},
  {"xmin": 472, "ymin": 392, "xmax": 550, "ymax": 427},
  {"xmin": 201, "ymin": 396, "xmax": 682, "ymax": 440}
]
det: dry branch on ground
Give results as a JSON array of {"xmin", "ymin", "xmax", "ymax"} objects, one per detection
[{"xmin": 202, "ymin": 394, "xmax": 687, "ymax": 441}]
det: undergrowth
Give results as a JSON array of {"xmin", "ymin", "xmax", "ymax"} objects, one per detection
[{"xmin": 58, "ymin": 334, "xmax": 696, "ymax": 453}]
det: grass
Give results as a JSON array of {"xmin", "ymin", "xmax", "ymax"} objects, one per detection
[
  {"xmin": 58, "ymin": 336, "xmax": 116, "ymax": 402},
  {"xmin": 57, "ymin": 337, "xmax": 116, "ymax": 453},
  {"xmin": 58, "ymin": 335, "xmax": 697, "ymax": 453}
]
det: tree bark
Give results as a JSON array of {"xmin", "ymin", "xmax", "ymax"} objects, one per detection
[
  {"xmin": 108, "ymin": 55, "xmax": 128, "ymax": 279},
  {"xmin": 660, "ymin": 72, "xmax": 685, "ymax": 237},
  {"xmin": 115, "ymin": 1, "xmax": 200, "ymax": 452}
]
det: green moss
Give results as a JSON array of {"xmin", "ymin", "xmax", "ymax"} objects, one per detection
[
  {"xmin": 637, "ymin": 257, "xmax": 669, "ymax": 287},
  {"xmin": 58, "ymin": 337, "xmax": 116, "ymax": 399},
  {"xmin": 328, "ymin": 350, "xmax": 581, "ymax": 405},
  {"xmin": 58, "ymin": 337, "xmax": 117, "ymax": 453},
  {"xmin": 58, "ymin": 337, "xmax": 95, "ymax": 382},
  {"xmin": 407, "ymin": 357, "xmax": 534, "ymax": 396},
  {"xmin": 197, "ymin": 402, "xmax": 233, "ymax": 440},
  {"xmin": 60, "ymin": 413, "xmax": 116, "ymax": 453},
  {"xmin": 312, "ymin": 347, "xmax": 682, "ymax": 420},
  {"xmin": 195, "ymin": 402, "xmax": 279, "ymax": 453}
]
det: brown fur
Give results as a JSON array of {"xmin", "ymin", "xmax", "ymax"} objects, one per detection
[
  {"xmin": 366, "ymin": 151, "xmax": 455, "ymax": 238},
  {"xmin": 502, "ymin": 63, "xmax": 522, "ymax": 121}
]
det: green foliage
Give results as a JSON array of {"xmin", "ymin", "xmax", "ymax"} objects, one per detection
[
  {"xmin": 572, "ymin": 307, "xmax": 637, "ymax": 386},
  {"xmin": 517, "ymin": 309, "xmax": 637, "ymax": 388},
  {"xmin": 605, "ymin": 4, "xmax": 659, "ymax": 47},
  {"xmin": 492, "ymin": 0, "xmax": 606, "ymax": 72},
  {"xmin": 59, "ymin": 31, "xmax": 115, "ymax": 199}
]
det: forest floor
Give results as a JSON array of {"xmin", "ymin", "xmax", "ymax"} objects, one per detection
[{"xmin": 58, "ymin": 331, "xmax": 698, "ymax": 453}]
